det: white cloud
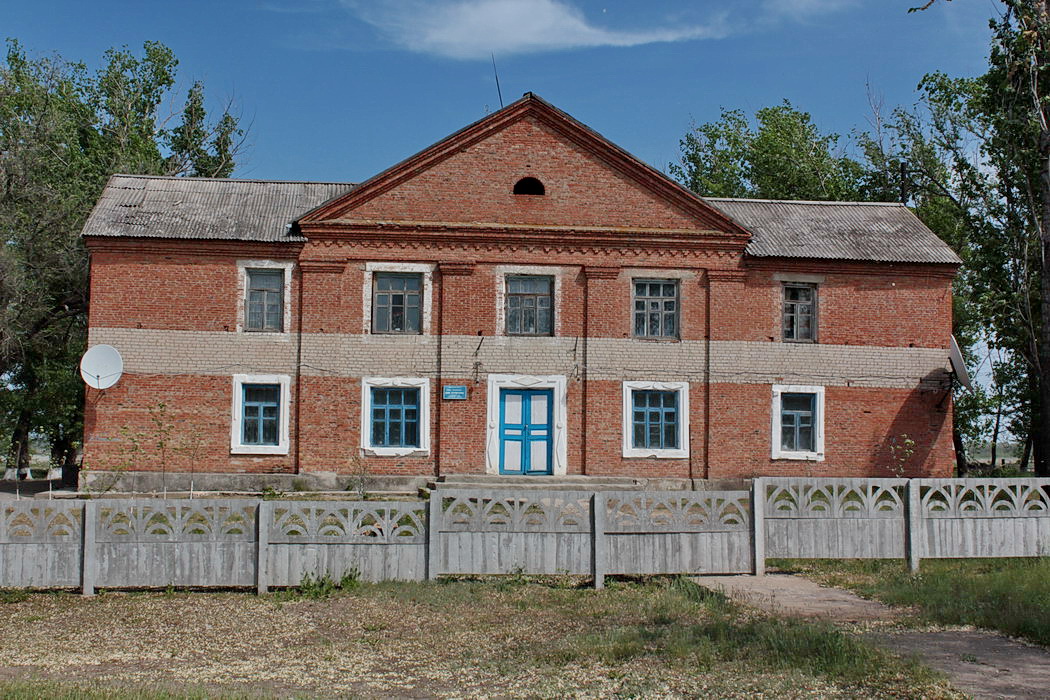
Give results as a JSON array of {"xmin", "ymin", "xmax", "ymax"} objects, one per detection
[
  {"xmin": 346, "ymin": 0, "xmax": 729, "ymax": 60},
  {"xmin": 760, "ymin": 0, "xmax": 858, "ymax": 22}
]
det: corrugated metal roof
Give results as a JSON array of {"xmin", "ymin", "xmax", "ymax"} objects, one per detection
[
  {"xmin": 82, "ymin": 175, "xmax": 354, "ymax": 243},
  {"xmin": 707, "ymin": 198, "xmax": 962, "ymax": 264},
  {"xmin": 83, "ymin": 177, "xmax": 962, "ymax": 266}
]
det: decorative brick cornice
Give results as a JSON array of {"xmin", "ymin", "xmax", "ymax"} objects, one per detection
[
  {"xmin": 83, "ymin": 238, "xmax": 303, "ymax": 258},
  {"xmin": 438, "ymin": 261, "xmax": 476, "ymax": 276},
  {"xmin": 299, "ymin": 261, "xmax": 346, "ymax": 274},
  {"xmin": 583, "ymin": 266, "xmax": 620, "ymax": 279},
  {"xmin": 299, "ymin": 220, "xmax": 748, "ymax": 256},
  {"xmin": 706, "ymin": 269, "xmax": 747, "ymax": 283}
]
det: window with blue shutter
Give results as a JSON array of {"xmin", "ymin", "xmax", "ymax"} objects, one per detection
[
  {"xmin": 370, "ymin": 387, "xmax": 420, "ymax": 448},
  {"xmin": 242, "ymin": 384, "xmax": 280, "ymax": 446},
  {"xmin": 631, "ymin": 390, "xmax": 679, "ymax": 450},
  {"xmin": 780, "ymin": 393, "xmax": 816, "ymax": 452}
]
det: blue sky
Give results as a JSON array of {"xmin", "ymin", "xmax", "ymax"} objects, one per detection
[{"xmin": 5, "ymin": 0, "xmax": 998, "ymax": 183}]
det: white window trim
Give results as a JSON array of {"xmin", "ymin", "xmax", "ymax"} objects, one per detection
[
  {"xmin": 495, "ymin": 265, "xmax": 563, "ymax": 336},
  {"xmin": 771, "ymin": 384, "xmax": 825, "ymax": 461},
  {"xmin": 363, "ymin": 262, "xmax": 434, "ymax": 335},
  {"xmin": 361, "ymin": 377, "xmax": 431, "ymax": 457},
  {"xmin": 231, "ymin": 374, "xmax": 291, "ymax": 455},
  {"xmin": 621, "ymin": 381, "xmax": 690, "ymax": 459},
  {"xmin": 236, "ymin": 260, "xmax": 294, "ymax": 335},
  {"xmin": 485, "ymin": 374, "xmax": 568, "ymax": 475}
]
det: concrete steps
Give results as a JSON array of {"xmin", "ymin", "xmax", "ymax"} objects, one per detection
[{"xmin": 429, "ymin": 474, "xmax": 693, "ymax": 491}]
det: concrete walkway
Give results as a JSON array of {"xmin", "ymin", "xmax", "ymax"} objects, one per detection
[{"xmin": 694, "ymin": 573, "xmax": 1050, "ymax": 700}]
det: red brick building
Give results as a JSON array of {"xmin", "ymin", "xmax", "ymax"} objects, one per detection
[{"xmin": 80, "ymin": 94, "xmax": 961, "ymax": 490}]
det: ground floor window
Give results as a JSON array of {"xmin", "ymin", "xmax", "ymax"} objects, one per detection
[
  {"xmin": 361, "ymin": 377, "xmax": 430, "ymax": 456},
  {"xmin": 771, "ymin": 384, "xmax": 825, "ymax": 460},
  {"xmin": 621, "ymin": 381, "xmax": 689, "ymax": 459},
  {"xmin": 231, "ymin": 374, "xmax": 291, "ymax": 455},
  {"xmin": 370, "ymin": 387, "xmax": 420, "ymax": 448}
]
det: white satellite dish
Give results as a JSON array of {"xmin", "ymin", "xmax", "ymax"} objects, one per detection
[
  {"xmin": 948, "ymin": 335, "xmax": 972, "ymax": 392},
  {"xmin": 80, "ymin": 344, "xmax": 123, "ymax": 390}
]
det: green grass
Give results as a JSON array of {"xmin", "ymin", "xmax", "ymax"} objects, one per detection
[
  {"xmin": 776, "ymin": 558, "xmax": 1050, "ymax": 645},
  {"xmin": 539, "ymin": 577, "xmax": 939, "ymax": 693},
  {"xmin": 0, "ymin": 680, "xmax": 240, "ymax": 699}
]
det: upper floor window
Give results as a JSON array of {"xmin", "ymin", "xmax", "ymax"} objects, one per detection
[
  {"xmin": 506, "ymin": 275, "xmax": 553, "ymax": 336},
  {"xmin": 783, "ymin": 283, "xmax": 816, "ymax": 342},
  {"xmin": 633, "ymin": 280, "xmax": 678, "ymax": 338},
  {"xmin": 245, "ymin": 269, "xmax": 284, "ymax": 332},
  {"xmin": 373, "ymin": 272, "xmax": 422, "ymax": 334}
]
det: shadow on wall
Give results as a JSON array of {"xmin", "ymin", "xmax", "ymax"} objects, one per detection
[{"xmin": 874, "ymin": 369, "xmax": 952, "ymax": 477}]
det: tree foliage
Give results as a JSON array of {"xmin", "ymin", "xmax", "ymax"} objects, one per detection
[
  {"xmin": 0, "ymin": 40, "xmax": 243, "ymax": 476},
  {"xmin": 671, "ymin": 97, "xmax": 981, "ymax": 469}
]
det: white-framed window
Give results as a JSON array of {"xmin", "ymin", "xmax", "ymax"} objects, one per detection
[
  {"xmin": 231, "ymin": 374, "xmax": 291, "ymax": 455},
  {"xmin": 363, "ymin": 262, "xmax": 434, "ymax": 335},
  {"xmin": 771, "ymin": 384, "xmax": 825, "ymax": 461},
  {"xmin": 236, "ymin": 260, "xmax": 294, "ymax": 334},
  {"xmin": 360, "ymin": 377, "xmax": 430, "ymax": 456},
  {"xmin": 495, "ymin": 265, "xmax": 563, "ymax": 336},
  {"xmin": 621, "ymin": 381, "xmax": 690, "ymax": 459}
]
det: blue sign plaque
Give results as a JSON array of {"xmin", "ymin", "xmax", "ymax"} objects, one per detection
[{"xmin": 442, "ymin": 385, "xmax": 468, "ymax": 400}]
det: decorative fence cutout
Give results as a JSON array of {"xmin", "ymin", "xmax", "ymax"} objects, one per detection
[{"xmin": 2, "ymin": 478, "xmax": 1049, "ymax": 594}]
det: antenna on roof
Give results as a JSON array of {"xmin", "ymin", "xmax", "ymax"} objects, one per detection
[{"xmin": 491, "ymin": 53, "xmax": 504, "ymax": 109}]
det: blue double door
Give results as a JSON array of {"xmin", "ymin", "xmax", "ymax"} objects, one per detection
[{"xmin": 498, "ymin": 389, "xmax": 553, "ymax": 475}]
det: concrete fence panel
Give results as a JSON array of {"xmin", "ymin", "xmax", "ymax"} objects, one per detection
[
  {"xmin": 603, "ymin": 491, "xmax": 753, "ymax": 575},
  {"xmin": 93, "ymin": 499, "xmax": 257, "ymax": 588},
  {"xmin": 0, "ymin": 501, "xmax": 83, "ymax": 588},
  {"xmin": 265, "ymin": 500, "xmax": 427, "ymax": 585},
  {"xmin": 434, "ymin": 490, "xmax": 594, "ymax": 576},
  {"xmin": 764, "ymin": 478, "xmax": 908, "ymax": 559},
  {"xmin": 920, "ymin": 479, "xmax": 1050, "ymax": 558}
]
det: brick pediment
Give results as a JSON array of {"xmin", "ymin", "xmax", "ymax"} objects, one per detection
[{"xmin": 299, "ymin": 94, "xmax": 750, "ymax": 248}]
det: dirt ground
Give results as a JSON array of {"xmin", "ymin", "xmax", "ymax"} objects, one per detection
[
  {"xmin": 0, "ymin": 580, "xmax": 955, "ymax": 699},
  {"xmin": 695, "ymin": 573, "xmax": 1050, "ymax": 700}
]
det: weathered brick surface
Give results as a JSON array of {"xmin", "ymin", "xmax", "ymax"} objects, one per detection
[{"xmin": 82, "ymin": 106, "xmax": 958, "ymax": 481}]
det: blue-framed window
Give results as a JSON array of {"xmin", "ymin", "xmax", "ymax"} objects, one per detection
[
  {"xmin": 370, "ymin": 387, "xmax": 420, "ymax": 448},
  {"xmin": 780, "ymin": 393, "xmax": 815, "ymax": 452},
  {"xmin": 242, "ymin": 384, "xmax": 280, "ymax": 446},
  {"xmin": 631, "ymin": 390, "xmax": 678, "ymax": 450}
]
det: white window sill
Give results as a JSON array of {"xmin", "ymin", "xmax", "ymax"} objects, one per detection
[
  {"xmin": 623, "ymin": 448, "xmax": 688, "ymax": 459},
  {"xmin": 231, "ymin": 444, "xmax": 289, "ymax": 456},
  {"xmin": 362, "ymin": 447, "xmax": 428, "ymax": 458},
  {"xmin": 773, "ymin": 451, "xmax": 824, "ymax": 462}
]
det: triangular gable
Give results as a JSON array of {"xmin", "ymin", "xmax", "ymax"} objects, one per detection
[{"xmin": 299, "ymin": 93, "xmax": 751, "ymax": 238}]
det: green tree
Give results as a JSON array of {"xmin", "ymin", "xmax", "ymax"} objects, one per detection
[
  {"xmin": 670, "ymin": 101, "xmax": 866, "ymax": 201},
  {"xmin": 671, "ymin": 97, "xmax": 981, "ymax": 471},
  {"xmin": 0, "ymin": 40, "xmax": 244, "ymax": 478}
]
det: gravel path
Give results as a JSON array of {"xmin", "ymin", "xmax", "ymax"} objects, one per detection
[{"xmin": 695, "ymin": 573, "xmax": 1050, "ymax": 700}]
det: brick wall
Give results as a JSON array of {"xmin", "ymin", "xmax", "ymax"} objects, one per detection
[{"xmin": 82, "ymin": 107, "xmax": 957, "ymax": 482}]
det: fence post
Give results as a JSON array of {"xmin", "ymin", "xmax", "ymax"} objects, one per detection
[
  {"xmin": 752, "ymin": 477, "xmax": 766, "ymax": 576},
  {"xmin": 426, "ymin": 492, "xmax": 441, "ymax": 581},
  {"xmin": 592, "ymin": 492, "xmax": 606, "ymax": 590},
  {"xmin": 906, "ymin": 479, "xmax": 922, "ymax": 573},
  {"xmin": 81, "ymin": 500, "xmax": 97, "ymax": 597},
  {"xmin": 256, "ymin": 500, "xmax": 270, "ymax": 595}
]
